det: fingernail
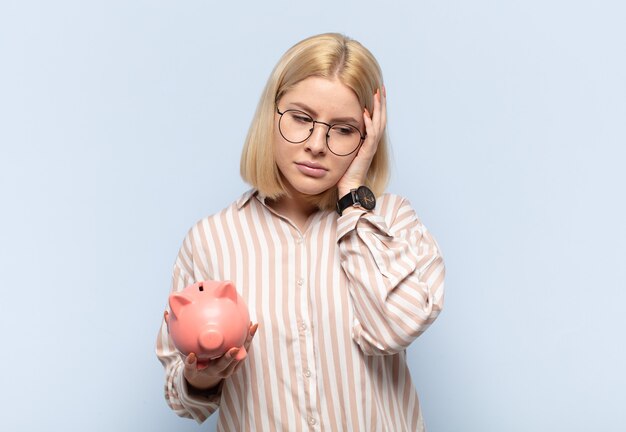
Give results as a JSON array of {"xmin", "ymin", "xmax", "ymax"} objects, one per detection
[
  {"xmin": 229, "ymin": 348, "xmax": 240, "ymax": 358},
  {"xmin": 251, "ymin": 323, "xmax": 259, "ymax": 336}
]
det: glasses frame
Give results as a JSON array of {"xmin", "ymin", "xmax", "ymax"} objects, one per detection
[{"xmin": 276, "ymin": 106, "xmax": 366, "ymax": 156}]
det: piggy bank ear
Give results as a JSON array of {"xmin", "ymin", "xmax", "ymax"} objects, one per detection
[
  {"xmin": 168, "ymin": 292, "xmax": 192, "ymax": 319},
  {"xmin": 214, "ymin": 280, "xmax": 237, "ymax": 302}
]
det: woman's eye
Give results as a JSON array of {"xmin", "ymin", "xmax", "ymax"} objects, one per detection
[
  {"xmin": 334, "ymin": 126, "xmax": 356, "ymax": 135},
  {"xmin": 293, "ymin": 115, "xmax": 312, "ymax": 123}
]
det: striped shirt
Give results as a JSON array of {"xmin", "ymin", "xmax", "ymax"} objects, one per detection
[{"xmin": 156, "ymin": 189, "xmax": 445, "ymax": 431}]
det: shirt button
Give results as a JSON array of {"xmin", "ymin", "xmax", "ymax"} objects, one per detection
[
  {"xmin": 299, "ymin": 322, "xmax": 308, "ymax": 332},
  {"xmin": 304, "ymin": 368, "xmax": 312, "ymax": 378},
  {"xmin": 296, "ymin": 236, "xmax": 303, "ymax": 244},
  {"xmin": 297, "ymin": 278, "xmax": 304, "ymax": 287},
  {"xmin": 308, "ymin": 417, "xmax": 317, "ymax": 426}
]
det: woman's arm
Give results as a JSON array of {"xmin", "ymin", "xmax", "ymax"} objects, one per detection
[
  {"xmin": 155, "ymin": 232, "xmax": 222, "ymax": 424},
  {"xmin": 337, "ymin": 194, "xmax": 446, "ymax": 355}
]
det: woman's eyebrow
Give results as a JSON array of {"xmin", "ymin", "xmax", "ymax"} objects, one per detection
[{"xmin": 288, "ymin": 102, "xmax": 361, "ymax": 125}]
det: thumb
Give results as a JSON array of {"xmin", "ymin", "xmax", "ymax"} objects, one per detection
[{"xmin": 185, "ymin": 352, "xmax": 197, "ymax": 369}]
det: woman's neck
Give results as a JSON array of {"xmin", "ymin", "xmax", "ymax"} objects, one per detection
[{"xmin": 266, "ymin": 188, "xmax": 319, "ymax": 233}]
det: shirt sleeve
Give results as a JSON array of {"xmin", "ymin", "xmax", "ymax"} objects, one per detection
[
  {"xmin": 336, "ymin": 195, "xmax": 446, "ymax": 356},
  {"xmin": 155, "ymin": 228, "xmax": 222, "ymax": 424}
]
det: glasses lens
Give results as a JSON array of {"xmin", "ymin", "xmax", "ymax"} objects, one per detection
[
  {"xmin": 279, "ymin": 110, "xmax": 314, "ymax": 143},
  {"xmin": 328, "ymin": 124, "xmax": 362, "ymax": 155}
]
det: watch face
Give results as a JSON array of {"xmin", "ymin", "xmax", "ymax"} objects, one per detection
[{"xmin": 357, "ymin": 186, "xmax": 376, "ymax": 210}]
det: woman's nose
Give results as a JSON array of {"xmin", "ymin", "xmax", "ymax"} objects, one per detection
[{"xmin": 305, "ymin": 122, "xmax": 328, "ymax": 155}]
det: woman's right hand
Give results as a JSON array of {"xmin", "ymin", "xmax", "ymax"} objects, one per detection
[{"xmin": 183, "ymin": 321, "xmax": 259, "ymax": 390}]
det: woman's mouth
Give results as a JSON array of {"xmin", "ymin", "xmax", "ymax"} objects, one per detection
[{"xmin": 295, "ymin": 162, "xmax": 328, "ymax": 178}]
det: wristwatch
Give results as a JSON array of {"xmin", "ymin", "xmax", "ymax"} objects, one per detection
[{"xmin": 336, "ymin": 186, "xmax": 376, "ymax": 215}]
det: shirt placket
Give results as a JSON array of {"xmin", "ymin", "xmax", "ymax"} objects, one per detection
[{"xmin": 295, "ymin": 231, "xmax": 320, "ymax": 429}]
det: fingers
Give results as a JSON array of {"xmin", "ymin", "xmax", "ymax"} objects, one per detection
[
  {"xmin": 237, "ymin": 322, "xmax": 258, "ymax": 362},
  {"xmin": 221, "ymin": 322, "xmax": 258, "ymax": 375},
  {"xmin": 362, "ymin": 86, "xmax": 386, "ymax": 157},
  {"xmin": 211, "ymin": 347, "xmax": 244, "ymax": 375},
  {"xmin": 380, "ymin": 85, "xmax": 387, "ymax": 130},
  {"xmin": 184, "ymin": 322, "xmax": 259, "ymax": 380},
  {"xmin": 364, "ymin": 86, "xmax": 386, "ymax": 129},
  {"xmin": 245, "ymin": 322, "xmax": 259, "ymax": 350},
  {"xmin": 183, "ymin": 352, "xmax": 199, "ymax": 379},
  {"xmin": 371, "ymin": 86, "xmax": 387, "ymax": 132},
  {"xmin": 185, "ymin": 352, "xmax": 197, "ymax": 368},
  {"xmin": 363, "ymin": 107, "xmax": 373, "ymax": 133},
  {"xmin": 221, "ymin": 347, "xmax": 248, "ymax": 376},
  {"xmin": 372, "ymin": 88, "xmax": 381, "ymax": 131}
]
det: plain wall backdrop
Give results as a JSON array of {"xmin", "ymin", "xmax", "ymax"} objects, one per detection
[{"xmin": 1, "ymin": 0, "xmax": 625, "ymax": 431}]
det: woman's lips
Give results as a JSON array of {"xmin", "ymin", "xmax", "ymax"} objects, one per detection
[{"xmin": 295, "ymin": 162, "xmax": 327, "ymax": 178}]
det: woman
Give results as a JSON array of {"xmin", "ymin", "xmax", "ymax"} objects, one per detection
[{"xmin": 156, "ymin": 32, "xmax": 445, "ymax": 431}]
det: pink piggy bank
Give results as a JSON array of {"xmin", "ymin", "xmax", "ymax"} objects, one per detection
[{"xmin": 165, "ymin": 280, "xmax": 250, "ymax": 368}]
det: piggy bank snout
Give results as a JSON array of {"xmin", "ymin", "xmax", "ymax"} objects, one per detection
[
  {"xmin": 199, "ymin": 329, "xmax": 224, "ymax": 352},
  {"xmin": 167, "ymin": 280, "xmax": 250, "ymax": 361}
]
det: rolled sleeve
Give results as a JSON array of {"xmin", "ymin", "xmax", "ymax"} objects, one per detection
[{"xmin": 337, "ymin": 194, "xmax": 446, "ymax": 355}]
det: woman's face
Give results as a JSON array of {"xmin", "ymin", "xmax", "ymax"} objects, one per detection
[{"xmin": 273, "ymin": 76, "xmax": 364, "ymax": 198}]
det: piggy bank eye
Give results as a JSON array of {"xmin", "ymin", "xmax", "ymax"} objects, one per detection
[{"xmin": 198, "ymin": 285, "xmax": 204, "ymax": 292}]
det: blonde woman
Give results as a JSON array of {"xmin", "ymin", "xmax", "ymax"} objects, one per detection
[{"xmin": 156, "ymin": 32, "xmax": 446, "ymax": 431}]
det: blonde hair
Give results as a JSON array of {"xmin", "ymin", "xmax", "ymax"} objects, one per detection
[{"xmin": 240, "ymin": 32, "xmax": 390, "ymax": 211}]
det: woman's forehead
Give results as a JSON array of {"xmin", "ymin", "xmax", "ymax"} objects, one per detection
[{"xmin": 281, "ymin": 77, "xmax": 362, "ymax": 118}]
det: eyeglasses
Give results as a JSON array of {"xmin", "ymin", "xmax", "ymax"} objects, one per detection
[{"xmin": 276, "ymin": 106, "xmax": 366, "ymax": 156}]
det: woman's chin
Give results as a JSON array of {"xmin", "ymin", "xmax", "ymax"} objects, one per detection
[
  {"xmin": 291, "ymin": 185, "xmax": 332, "ymax": 198},
  {"xmin": 280, "ymin": 171, "xmax": 338, "ymax": 199}
]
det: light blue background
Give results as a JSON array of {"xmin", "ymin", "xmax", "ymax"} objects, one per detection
[{"xmin": 1, "ymin": 1, "xmax": 624, "ymax": 431}]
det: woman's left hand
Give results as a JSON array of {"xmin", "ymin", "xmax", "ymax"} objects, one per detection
[{"xmin": 336, "ymin": 85, "xmax": 387, "ymax": 197}]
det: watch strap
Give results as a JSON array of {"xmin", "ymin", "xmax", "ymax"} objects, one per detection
[
  {"xmin": 336, "ymin": 189, "xmax": 359, "ymax": 215},
  {"xmin": 336, "ymin": 186, "xmax": 376, "ymax": 215}
]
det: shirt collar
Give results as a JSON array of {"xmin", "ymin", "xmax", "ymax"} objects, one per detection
[{"xmin": 236, "ymin": 188, "xmax": 267, "ymax": 210}]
